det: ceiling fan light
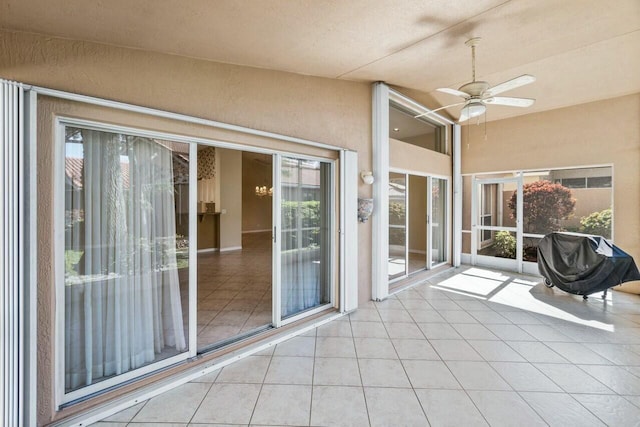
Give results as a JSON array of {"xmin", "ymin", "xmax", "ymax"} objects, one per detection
[{"xmin": 465, "ymin": 102, "xmax": 486, "ymax": 118}]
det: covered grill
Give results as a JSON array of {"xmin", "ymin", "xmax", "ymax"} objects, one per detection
[{"xmin": 537, "ymin": 232, "xmax": 640, "ymax": 299}]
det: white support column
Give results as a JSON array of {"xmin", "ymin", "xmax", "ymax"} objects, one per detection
[
  {"xmin": 371, "ymin": 82, "xmax": 389, "ymax": 301},
  {"xmin": 516, "ymin": 172, "xmax": 524, "ymax": 273},
  {"xmin": 23, "ymin": 88, "xmax": 37, "ymax": 427},
  {"xmin": 340, "ymin": 150, "xmax": 359, "ymax": 312},
  {"xmin": 1, "ymin": 79, "xmax": 25, "ymax": 427},
  {"xmin": 452, "ymin": 124, "xmax": 462, "ymax": 267}
]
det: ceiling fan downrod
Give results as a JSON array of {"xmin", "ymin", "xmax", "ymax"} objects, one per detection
[{"xmin": 465, "ymin": 37, "xmax": 481, "ymax": 83}]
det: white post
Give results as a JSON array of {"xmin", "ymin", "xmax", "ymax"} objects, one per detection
[
  {"xmin": 371, "ymin": 82, "xmax": 390, "ymax": 301},
  {"xmin": 1, "ymin": 79, "xmax": 25, "ymax": 427}
]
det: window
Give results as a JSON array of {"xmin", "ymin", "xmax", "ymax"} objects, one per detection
[
  {"xmin": 61, "ymin": 124, "xmax": 191, "ymax": 400},
  {"xmin": 587, "ymin": 176, "xmax": 612, "ymax": 188},
  {"xmin": 389, "ymin": 101, "xmax": 447, "ymax": 154}
]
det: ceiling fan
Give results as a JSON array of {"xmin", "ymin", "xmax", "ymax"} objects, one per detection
[{"xmin": 417, "ymin": 37, "xmax": 536, "ymax": 123}]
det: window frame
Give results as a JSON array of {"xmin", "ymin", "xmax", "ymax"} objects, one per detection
[{"xmin": 54, "ymin": 118, "xmax": 200, "ymax": 406}]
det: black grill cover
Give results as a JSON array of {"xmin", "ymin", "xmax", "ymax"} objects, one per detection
[{"xmin": 537, "ymin": 232, "xmax": 640, "ymax": 296}]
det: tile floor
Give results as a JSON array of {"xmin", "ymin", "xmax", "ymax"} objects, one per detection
[
  {"xmin": 196, "ymin": 232, "xmax": 272, "ymax": 348},
  {"xmin": 96, "ymin": 266, "xmax": 640, "ymax": 426}
]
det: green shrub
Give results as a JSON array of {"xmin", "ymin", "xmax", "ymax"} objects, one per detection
[
  {"xmin": 508, "ymin": 180, "xmax": 575, "ymax": 234},
  {"xmin": 579, "ymin": 208, "xmax": 612, "ymax": 238},
  {"xmin": 494, "ymin": 231, "xmax": 516, "ymax": 258}
]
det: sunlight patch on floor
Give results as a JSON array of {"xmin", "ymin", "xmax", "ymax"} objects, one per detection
[{"xmin": 433, "ymin": 267, "xmax": 615, "ymax": 332}]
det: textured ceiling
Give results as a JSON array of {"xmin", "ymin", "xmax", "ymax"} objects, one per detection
[{"xmin": 1, "ymin": 0, "xmax": 639, "ymax": 121}]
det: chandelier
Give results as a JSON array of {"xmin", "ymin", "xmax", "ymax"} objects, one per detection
[{"xmin": 255, "ymin": 185, "xmax": 273, "ymax": 197}]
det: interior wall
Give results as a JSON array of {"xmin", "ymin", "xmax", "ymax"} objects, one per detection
[
  {"xmin": 242, "ymin": 153, "xmax": 273, "ymax": 232},
  {"xmin": 0, "ymin": 29, "xmax": 374, "ymax": 425},
  {"xmin": 461, "ymin": 93, "xmax": 640, "ymax": 264},
  {"xmin": 408, "ymin": 175, "xmax": 427, "ymax": 253},
  {"xmin": 389, "ymin": 138, "xmax": 451, "ymax": 178},
  {"xmin": 218, "ymin": 148, "xmax": 243, "ymax": 249}
]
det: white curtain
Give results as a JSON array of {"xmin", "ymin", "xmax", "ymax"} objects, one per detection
[
  {"xmin": 281, "ymin": 159, "xmax": 328, "ymax": 318},
  {"xmin": 65, "ymin": 129, "xmax": 186, "ymax": 392}
]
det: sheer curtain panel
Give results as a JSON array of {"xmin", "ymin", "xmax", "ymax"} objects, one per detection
[{"xmin": 64, "ymin": 127, "xmax": 188, "ymax": 393}]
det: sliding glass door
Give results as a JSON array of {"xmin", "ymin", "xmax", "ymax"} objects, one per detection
[
  {"xmin": 59, "ymin": 121, "xmax": 336, "ymax": 404},
  {"xmin": 388, "ymin": 173, "xmax": 407, "ymax": 280},
  {"xmin": 431, "ymin": 178, "xmax": 448, "ymax": 266},
  {"xmin": 278, "ymin": 156, "xmax": 333, "ymax": 322},
  {"xmin": 61, "ymin": 124, "xmax": 192, "ymax": 403},
  {"xmin": 388, "ymin": 171, "xmax": 449, "ymax": 284}
]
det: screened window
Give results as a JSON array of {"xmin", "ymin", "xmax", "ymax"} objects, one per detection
[{"xmin": 389, "ymin": 101, "xmax": 447, "ymax": 154}]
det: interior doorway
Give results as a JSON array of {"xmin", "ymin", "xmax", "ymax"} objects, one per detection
[
  {"xmin": 194, "ymin": 148, "xmax": 335, "ymax": 351},
  {"xmin": 388, "ymin": 170, "xmax": 449, "ymax": 285}
]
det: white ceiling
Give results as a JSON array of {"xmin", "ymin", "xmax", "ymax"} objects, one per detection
[{"xmin": 1, "ymin": 0, "xmax": 639, "ymax": 121}]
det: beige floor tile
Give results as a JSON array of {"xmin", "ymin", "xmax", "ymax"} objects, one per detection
[
  {"xmin": 354, "ymin": 337, "xmax": 398, "ymax": 359},
  {"xmin": 446, "ymin": 361, "xmax": 511, "ymax": 391},
  {"xmin": 519, "ymin": 324, "xmax": 574, "ymax": 342},
  {"xmin": 485, "ymin": 324, "xmax": 537, "ymax": 341},
  {"xmin": 416, "ymin": 389, "xmax": 488, "ymax": 427},
  {"xmin": 190, "ymin": 383, "xmax": 260, "ymax": 424},
  {"xmin": 544, "ymin": 342, "xmax": 612, "ymax": 365},
  {"xmin": 310, "ymin": 386, "xmax": 369, "ymax": 427},
  {"xmin": 377, "ymin": 309, "xmax": 414, "ymax": 323},
  {"xmin": 438, "ymin": 310, "xmax": 478, "ymax": 323},
  {"xmin": 190, "ymin": 369, "xmax": 221, "ymax": 383},
  {"xmin": 316, "ymin": 320, "xmax": 353, "ymax": 337},
  {"xmin": 215, "ymin": 356, "xmax": 271, "ymax": 384},
  {"xmin": 132, "ymin": 383, "xmax": 211, "ymax": 423},
  {"xmin": 358, "ymin": 358, "xmax": 410, "ymax": 387},
  {"xmin": 469, "ymin": 310, "xmax": 512, "ymax": 324},
  {"xmin": 430, "ymin": 340, "xmax": 483, "ymax": 361},
  {"xmin": 578, "ymin": 364, "xmax": 640, "ymax": 395},
  {"xmin": 349, "ymin": 308, "xmax": 382, "ymax": 322},
  {"xmin": 384, "ymin": 322, "xmax": 425, "ymax": 339},
  {"xmin": 520, "ymin": 392, "xmax": 605, "ymax": 427},
  {"xmin": 408, "ymin": 309, "xmax": 446, "ymax": 323},
  {"xmin": 506, "ymin": 341, "xmax": 567, "ymax": 363},
  {"xmin": 490, "ymin": 362, "xmax": 561, "ymax": 392},
  {"xmin": 102, "ymin": 402, "xmax": 145, "ymax": 422},
  {"xmin": 264, "ymin": 356, "xmax": 313, "ymax": 385},
  {"xmin": 451, "ymin": 323, "xmax": 500, "ymax": 340},
  {"xmin": 572, "ymin": 394, "xmax": 640, "ymax": 426},
  {"xmin": 350, "ymin": 321, "xmax": 389, "ymax": 338},
  {"xmin": 392, "ymin": 338, "xmax": 440, "ymax": 360},
  {"xmin": 364, "ymin": 387, "xmax": 428, "ymax": 427},
  {"xmin": 467, "ymin": 340, "xmax": 526, "ymax": 362},
  {"xmin": 418, "ymin": 323, "xmax": 463, "ymax": 340},
  {"xmin": 402, "ymin": 360, "xmax": 460, "ymax": 389},
  {"xmin": 400, "ymin": 299, "xmax": 434, "ymax": 310},
  {"xmin": 313, "ymin": 357, "xmax": 362, "ymax": 386},
  {"xmin": 534, "ymin": 363, "xmax": 613, "ymax": 394},
  {"xmin": 468, "ymin": 390, "xmax": 547, "ymax": 427},
  {"xmin": 251, "ymin": 384, "xmax": 311, "ymax": 426},
  {"xmin": 315, "ymin": 336, "xmax": 356, "ymax": 358},
  {"xmin": 273, "ymin": 336, "xmax": 315, "ymax": 357}
]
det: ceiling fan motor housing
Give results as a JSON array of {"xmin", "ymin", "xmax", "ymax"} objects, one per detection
[{"xmin": 458, "ymin": 81, "xmax": 490, "ymax": 97}]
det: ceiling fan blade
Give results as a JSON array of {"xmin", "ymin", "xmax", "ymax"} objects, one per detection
[
  {"xmin": 414, "ymin": 101, "xmax": 466, "ymax": 118},
  {"xmin": 486, "ymin": 74, "xmax": 536, "ymax": 96},
  {"xmin": 437, "ymin": 87, "xmax": 470, "ymax": 98},
  {"xmin": 484, "ymin": 96, "xmax": 535, "ymax": 107}
]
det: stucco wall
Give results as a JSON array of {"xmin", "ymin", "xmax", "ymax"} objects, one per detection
[
  {"xmin": 461, "ymin": 93, "xmax": 640, "ymax": 264},
  {"xmin": 0, "ymin": 29, "xmax": 374, "ymax": 425}
]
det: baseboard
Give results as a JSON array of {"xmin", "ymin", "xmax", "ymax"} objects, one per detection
[
  {"xmin": 220, "ymin": 246, "xmax": 242, "ymax": 252},
  {"xmin": 242, "ymin": 229, "xmax": 271, "ymax": 234},
  {"xmin": 409, "ymin": 249, "xmax": 427, "ymax": 255},
  {"xmin": 197, "ymin": 248, "xmax": 219, "ymax": 254}
]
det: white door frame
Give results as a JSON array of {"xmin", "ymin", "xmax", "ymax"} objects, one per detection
[{"xmin": 471, "ymin": 174, "xmax": 523, "ymax": 273}]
